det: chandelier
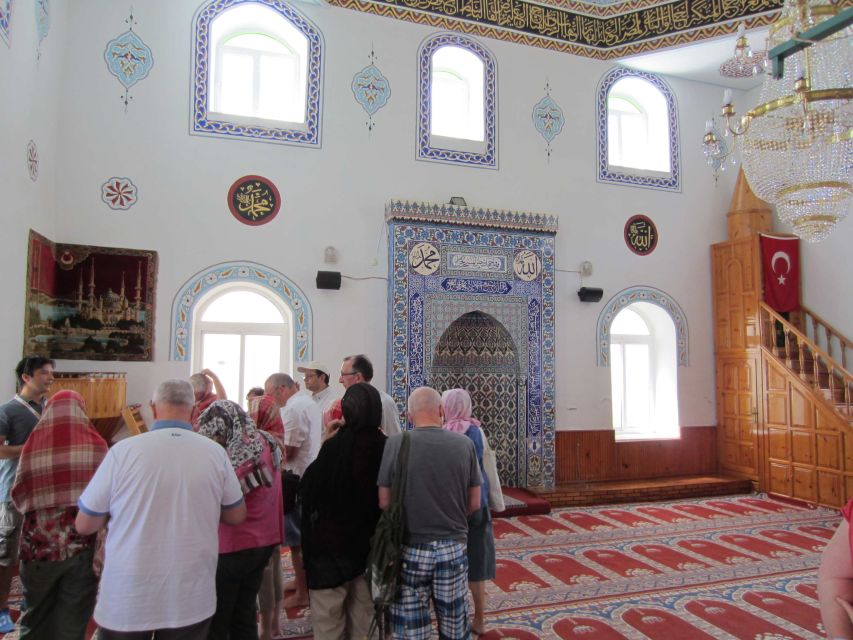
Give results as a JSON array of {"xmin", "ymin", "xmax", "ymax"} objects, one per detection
[
  {"xmin": 719, "ymin": 23, "xmax": 768, "ymax": 79},
  {"xmin": 703, "ymin": 0, "xmax": 853, "ymax": 242}
]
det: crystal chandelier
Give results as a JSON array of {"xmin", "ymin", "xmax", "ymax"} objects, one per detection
[
  {"xmin": 719, "ymin": 23, "xmax": 767, "ymax": 79},
  {"xmin": 702, "ymin": 0, "xmax": 853, "ymax": 242}
]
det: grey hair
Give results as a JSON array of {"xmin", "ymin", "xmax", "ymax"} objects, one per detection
[
  {"xmin": 154, "ymin": 379, "xmax": 196, "ymax": 407},
  {"xmin": 265, "ymin": 373, "xmax": 296, "ymax": 389},
  {"xmin": 189, "ymin": 373, "xmax": 210, "ymax": 393}
]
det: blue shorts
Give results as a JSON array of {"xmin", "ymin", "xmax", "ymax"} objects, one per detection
[{"xmin": 284, "ymin": 503, "xmax": 301, "ymax": 547}]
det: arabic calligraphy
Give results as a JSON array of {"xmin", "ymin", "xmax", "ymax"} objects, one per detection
[
  {"xmin": 364, "ymin": 0, "xmax": 781, "ymax": 50},
  {"xmin": 409, "ymin": 242, "xmax": 440, "ymax": 275},
  {"xmin": 624, "ymin": 215, "xmax": 658, "ymax": 255},
  {"xmin": 513, "ymin": 250, "xmax": 542, "ymax": 281},
  {"xmin": 447, "ymin": 252, "xmax": 507, "ymax": 273},
  {"xmin": 228, "ymin": 175, "xmax": 281, "ymax": 226},
  {"xmin": 441, "ymin": 278, "xmax": 512, "ymax": 294}
]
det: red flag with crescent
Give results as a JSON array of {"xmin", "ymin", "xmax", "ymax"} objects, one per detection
[{"xmin": 760, "ymin": 234, "xmax": 800, "ymax": 312}]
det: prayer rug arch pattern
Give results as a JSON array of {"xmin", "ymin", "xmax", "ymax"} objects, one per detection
[{"xmin": 386, "ymin": 200, "xmax": 557, "ymax": 488}]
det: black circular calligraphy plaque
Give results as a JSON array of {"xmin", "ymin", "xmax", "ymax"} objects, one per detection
[
  {"xmin": 624, "ymin": 215, "xmax": 658, "ymax": 256},
  {"xmin": 228, "ymin": 175, "xmax": 281, "ymax": 226}
]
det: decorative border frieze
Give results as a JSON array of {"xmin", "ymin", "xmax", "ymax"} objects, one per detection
[
  {"xmin": 596, "ymin": 285, "xmax": 689, "ymax": 366},
  {"xmin": 190, "ymin": 0, "xmax": 324, "ymax": 147},
  {"xmin": 596, "ymin": 67, "xmax": 680, "ymax": 192},
  {"xmin": 416, "ymin": 32, "xmax": 497, "ymax": 168},
  {"xmin": 386, "ymin": 200, "xmax": 558, "ymax": 233},
  {"xmin": 170, "ymin": 261, "xmax": 312, "ymax": 362}
]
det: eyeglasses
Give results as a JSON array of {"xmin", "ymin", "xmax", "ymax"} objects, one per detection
[{"xmin": 340, "ymin": 371, "xmax": 358, "ymax": 377}]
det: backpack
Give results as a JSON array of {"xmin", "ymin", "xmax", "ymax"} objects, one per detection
[{"xmin": 366, "ymin": 431, "xmax": 410, "ymax": 638}]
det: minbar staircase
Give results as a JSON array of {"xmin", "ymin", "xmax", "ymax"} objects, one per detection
[{"xmin": 759, "ymin": 302, "xmax": 853, "ymax": 427}]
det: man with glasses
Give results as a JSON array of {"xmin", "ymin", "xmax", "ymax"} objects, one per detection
[
  {"xmin": 339, "ymin": 355, "xmax": 401, "ymax": 436},
  {"xmin": 295, "ymin": 361, "xmax": 336, "ymax": 420},
  {"xmin": 0, "ymin": 356, "xmax": 55, "ymax": 632}
]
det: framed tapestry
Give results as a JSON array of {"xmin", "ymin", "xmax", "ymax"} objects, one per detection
[{"xmin": 24, "ymin": 230, "xmax": 157, "ymax": 361}]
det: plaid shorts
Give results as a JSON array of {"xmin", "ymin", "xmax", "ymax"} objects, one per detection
[{"xmin": 390, "ymin": 540, "xmax": 469, "ymax": 640}]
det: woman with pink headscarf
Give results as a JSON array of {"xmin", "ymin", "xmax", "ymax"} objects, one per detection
[{"xmin": 441, "ymin": 388, "xmax": 496, "ymax": 636}]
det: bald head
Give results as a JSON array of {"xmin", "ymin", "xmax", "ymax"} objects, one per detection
[
  {"xmin": 264, "ymin": 373, "xmax": 299, "ymax": 409},
  {"xmin": 407, "ymin": 386, "xmax": 442, "ymax": 427}
]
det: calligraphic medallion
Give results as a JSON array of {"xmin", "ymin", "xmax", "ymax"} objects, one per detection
[
  {"xmin": 227, "ymin": 175, "xmax": 281, "ymax": 226},
  {"xmin": 624, "ymin": 214, "xmax": 658, "ymax": 255},
  {"xmin": 409, "ymin": 242, "xmax": 440, "ymax": 275},
  {"xmin": 513, "ymin": 250, "xmax": 542, "ymax": 281}
]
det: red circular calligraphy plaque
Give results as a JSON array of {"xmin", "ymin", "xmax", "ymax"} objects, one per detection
[
  {"xmin": 624, "ymin": 214, "xmax": 658, "ymax": 256},
  {"xmin": 227, "ymin": 175, "xmax": 282, "ymax": 226}
]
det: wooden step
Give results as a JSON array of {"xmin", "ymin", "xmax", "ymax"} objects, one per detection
[{"xmin": 531, "ymin": 474, "xmax": 752, "ymax": 508}]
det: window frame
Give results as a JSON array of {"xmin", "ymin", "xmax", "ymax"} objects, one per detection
[
  {"xmin": 190, "ymin": 0, "xmax": 324, "ymax": 147},
  {"xmin": 417, "ymin": 32, "xmax": 497, "ymax": 169},
  {"xmin": 596, "ymin": 67, "xmax": 680, "ymax": 192},
  {"xmin": 609, "ymin": 311, "xmax": 656, "ymax": 437},
  {"xmin": 211, "ymin": 30, "xmax": 305, "ymax": 124},
  {"xmin": 191, "ymin": 283, "xmax": 293, "ymax": 402}
]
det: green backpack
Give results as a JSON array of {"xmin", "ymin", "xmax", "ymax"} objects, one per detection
[{"xmin": 366, "ymin": 432, "xmax": 410, "ymax": 638}]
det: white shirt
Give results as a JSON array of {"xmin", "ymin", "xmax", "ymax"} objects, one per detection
[
  {"xmin": 378, "ymin": 388, "xmax": 402, "ymax": 436},
  {"xmin": 311, "ymin": 385, "xmax": 337, "ymax": 417},
  {"xmin": 78, "ymin": 422, "xmax": 243, "ymax": 632},
  {"xmin": 281, "ymin": 393, "xmax": 322, "ymax": 476}
]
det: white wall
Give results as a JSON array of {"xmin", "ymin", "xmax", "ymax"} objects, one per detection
[
  {"xmin": 4, "ymin": 0, "xmax": 768, "ymax": 431},
  {"xmin": 0, "ymin": 2, "xmax": 68, "ymax": 394}
]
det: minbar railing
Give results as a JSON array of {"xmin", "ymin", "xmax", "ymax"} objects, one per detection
[
  {"xmin": 759, "ymin": 302, "xmax": 852, "ymax": 423},
  {"xmin": 796, "ymin": 305, "xmax": 851, "ymax": 371}
]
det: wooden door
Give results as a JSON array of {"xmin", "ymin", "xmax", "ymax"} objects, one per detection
[
  {"xmin": 712, "ymin": 237, "xmax": 762, "ymax": 483},
  {"xmin": 717, "ymin": 357, "xmax": 760, "ymax": 481}
]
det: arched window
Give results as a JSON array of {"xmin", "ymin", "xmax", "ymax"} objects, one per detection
[
  {"xmin": 211, "ymin": 7, "xmax": 308, "ymax": 123},
  {"xmin": 191, "ymin": 0, "xmax": 323, "ymax": 147},
  {"xmin": 431, "ymin": 46, "xmax": 484, "ymax": 142},
  {"xmin": 609, "ymin": 302, "xmax": 679, "ymax": 440},
  {"xmin": 417, "ymin": 32, "xmax": 497, "ymax": 168},
  {"xmin": 193, "ymin": 285, "xmax": 291, "ymax": 406},
  {"xmin": 597, "ymin": 68, "xmax": 680, "ymax": 191}
]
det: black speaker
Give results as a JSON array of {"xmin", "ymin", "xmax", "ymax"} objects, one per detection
[
  {"xmin": 316, "ymin": 271, "xmax": 341, "ymax": 290},
  {"xmin": 577, "ymin": 287, "xmax": 603, "ymax": 303}
]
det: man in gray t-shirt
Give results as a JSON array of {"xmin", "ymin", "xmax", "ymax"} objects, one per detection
[{"xmin": 377, "ymin": 386, "xmax": 480, "ymax": 640}]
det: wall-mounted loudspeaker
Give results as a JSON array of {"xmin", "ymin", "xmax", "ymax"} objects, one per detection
[
  {"xmin": 577, "ymin": 287, "xmax": 603, "ymax": 303},
  {"xmin": 316, "ymin": 271, "xmax": 342, "ymax": 290}
]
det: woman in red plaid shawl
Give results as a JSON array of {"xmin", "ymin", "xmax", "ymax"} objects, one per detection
[{"xmin": 11, "ymin": 390, "xmax": 108, "ymax": 640}]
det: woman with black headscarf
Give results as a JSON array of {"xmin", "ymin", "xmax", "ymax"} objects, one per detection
[{"xmin": 300, "ymin": 382, "xmax": 387, "ymax": 639}]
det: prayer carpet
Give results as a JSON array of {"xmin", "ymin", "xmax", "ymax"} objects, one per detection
[
  {"xmin": 494, "ymin": 487, "xmax": 551, "ymax": 518},
  {"xmin": 278, "ymin": 493, "xmax": 840, "ymax": 639}
]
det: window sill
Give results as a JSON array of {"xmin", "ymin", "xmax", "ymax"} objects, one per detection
[{"xmin": 614, "ymin": 432, "xmax": 681, "ymax": 443}]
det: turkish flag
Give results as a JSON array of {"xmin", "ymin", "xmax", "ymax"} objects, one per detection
[{"xmin": 760, "ymin": 234, "xmax": 800, "ymax": 312}]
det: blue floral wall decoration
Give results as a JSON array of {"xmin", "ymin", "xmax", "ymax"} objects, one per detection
[
  {"xmin": 0, "ymin": 0, "xmax": 12, "ymax": 46},
  {"xmin": 35, "ymin": 0, "xmax": 48, "ymax": 58},
  {"xmin": 532, "ymin": 81, "xmax": 565, "ymax": 161},
  {"xmin": 104, "ymin": 9, "xmax": 153, "ymax": 111},
  {"xmin": 351, "ymin": 48, "xmax": 390, "ymax": 133}
]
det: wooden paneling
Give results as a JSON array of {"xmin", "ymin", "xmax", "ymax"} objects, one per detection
[
  {"xmin": 555, "ymin": 427, "xmax": 717, "ymax": 484},
  {"xmin": 761, "ymin": 353, "xmax": 853, "ymax": 508},
  {"xmin": 716, "ymin": 357, "xmax": 760, "ymax": 480}
]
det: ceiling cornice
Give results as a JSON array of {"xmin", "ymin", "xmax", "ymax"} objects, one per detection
[{"xmin": 328, "ymin": 0, "xmax": 786, "ymax": 58}]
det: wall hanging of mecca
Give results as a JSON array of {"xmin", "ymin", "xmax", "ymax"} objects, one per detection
[{"xmin": 24, "ymin": 230, "xmax": 158, "ymax": 361}]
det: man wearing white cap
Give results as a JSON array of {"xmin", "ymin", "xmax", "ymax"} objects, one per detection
[{"xmin": 295, "ymin": 361, "xmax": 336, "ymax": 419}]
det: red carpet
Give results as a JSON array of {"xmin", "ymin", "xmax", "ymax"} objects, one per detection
[
  {"xmin": 278, "ymin": 493, "xmax": 839, "ymax": 639},
  {"xmin": 493, "ymin": 486, "xmax": 551, "ymax": 518}
]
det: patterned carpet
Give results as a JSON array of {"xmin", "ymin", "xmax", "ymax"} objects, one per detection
[{"xmin": 279, "ymin": 493, "xmax": 840, "ymax": 639}]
